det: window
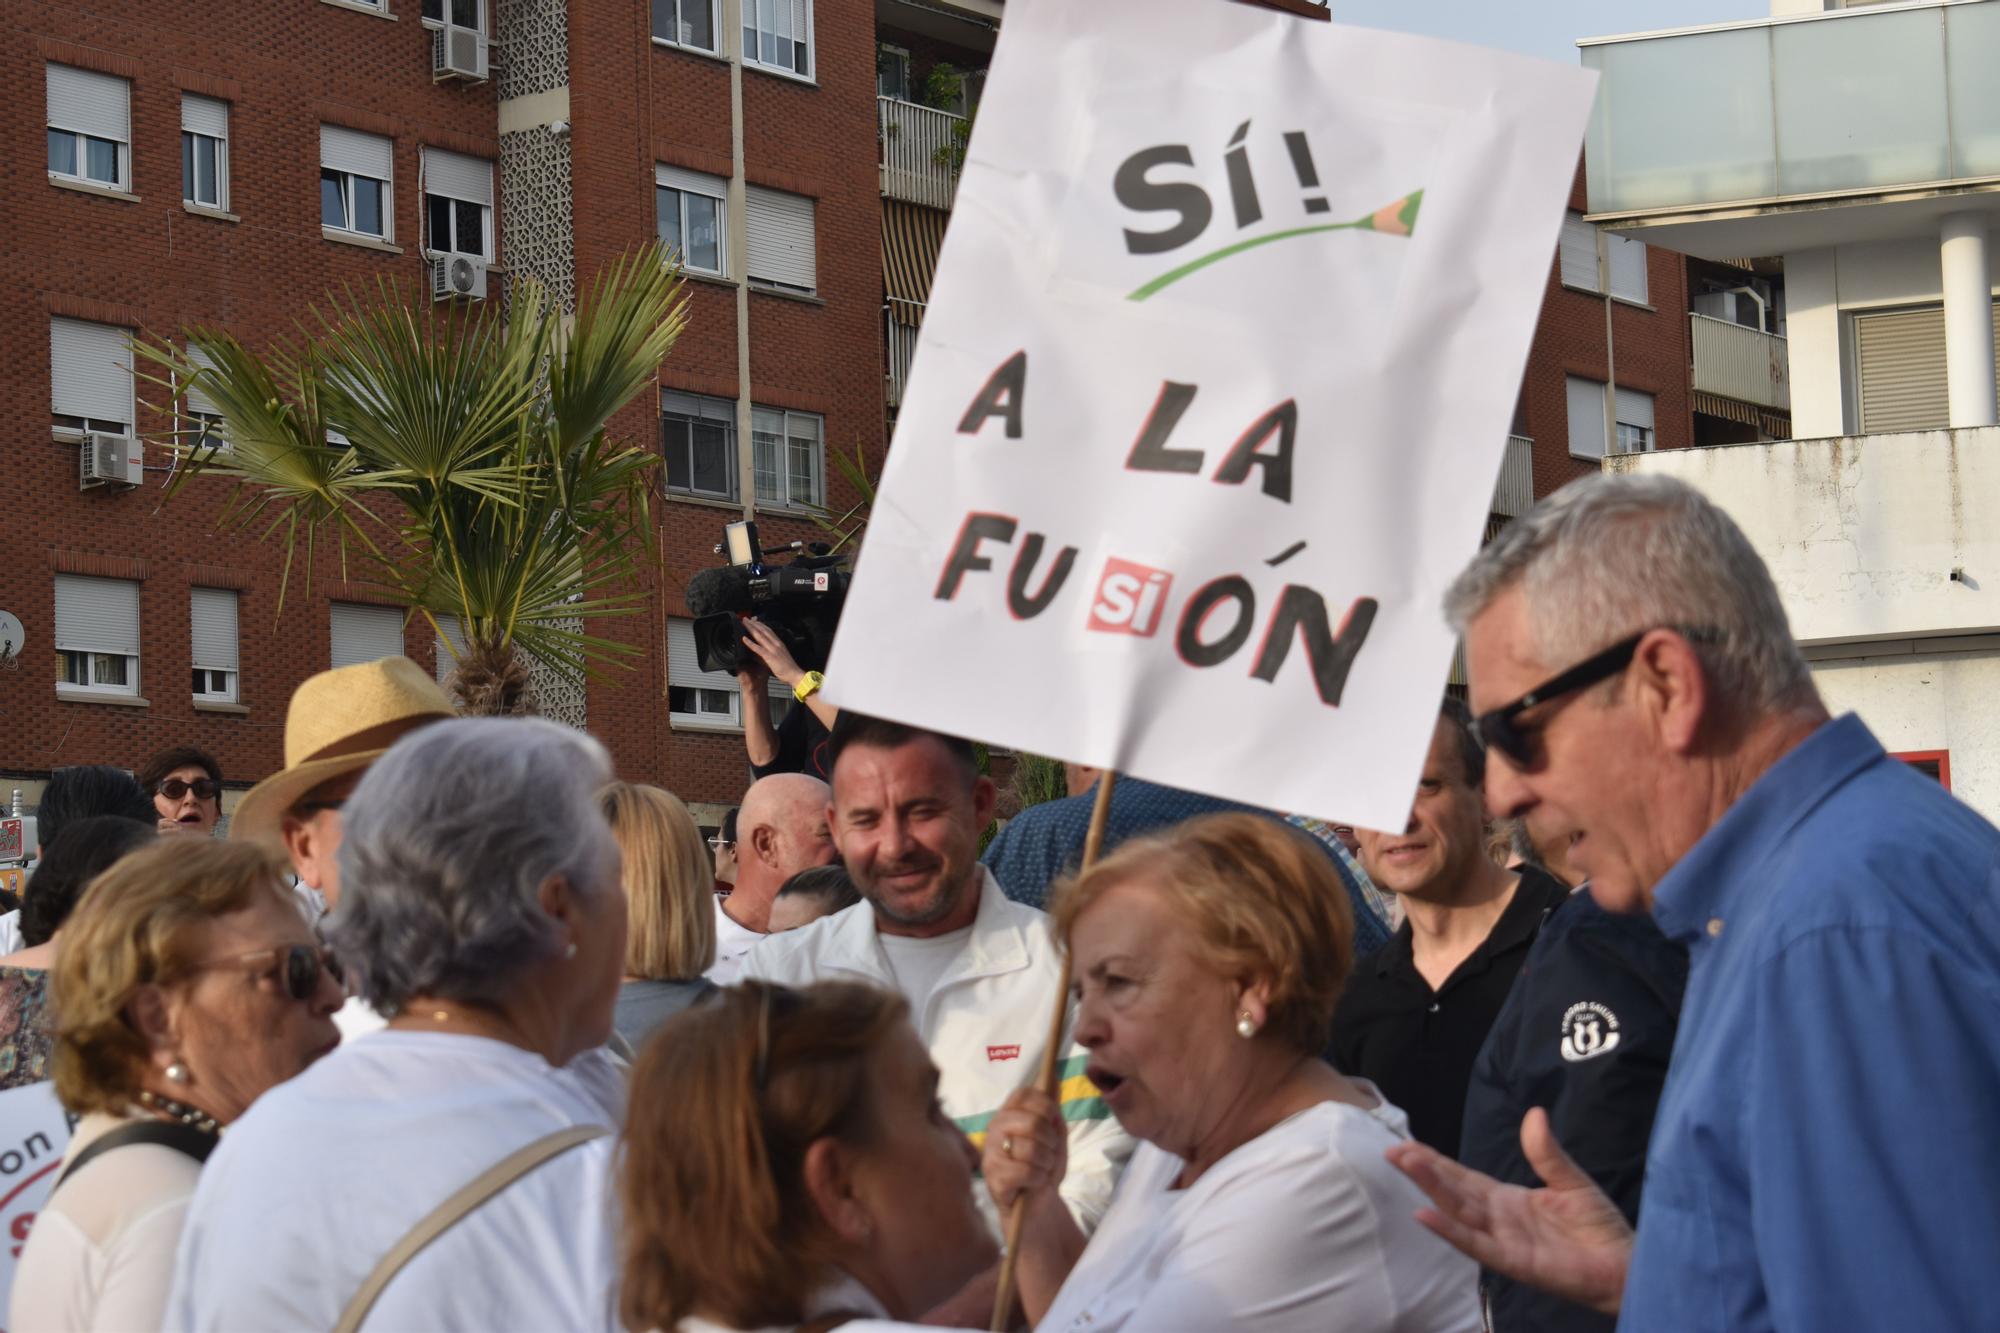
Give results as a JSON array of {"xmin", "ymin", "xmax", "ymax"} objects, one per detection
[
  {"xmin": 652, "ymin": 0, "xmax": 717, "ymax": 52},
  {"xmin": 320, "ymin": 125, "xmax": 393, "ymax": 240},
  {"xmin": 181, "ymin": 95, "xmax": 229, "ymax": 211},
  {"xmin": 1566, "ymin": 377, "xmax": 1655, "ymax": 459},
  {"xmin": 191, "ymin": 587, "xmax": 239, "ymax": 702},
  {"xmin": 422, "ymin": 0, "xmax": 481, "ymax": 26},
  {"xmin": 752, "ymin": 406, "xmax": 823, "ymax": 508},
  {"xmin": 1850, "ymin": 303, "xmax": 2000, "ymax": 434},
  {"xmin": 1893, "ymin": 750, "xmax": 1952, "ymax": 788},
  {"xmin": 329, "ymin": 602, "xmax": 404, "ymax": 668},
  {"xmin": 662, "ymin": 390, "xmax": 738, "ymax": 500},
  {"xmin": 435, "ymin": 612, "xmax": 467, "ymax": 683},
  {"xmin": 1614, "ymin": 388, "xmax": 1656, "ymax": 455},
  {"xmin": 656, "ymin": 166, "xmax": 726, "ymax": 277},
  {"xmin": 51, "ymin": 317, "xmax": 133, "ymax": 437},
  {"xmin": 745, "ymin": 185, "xmax": 816, "ymax": 295},
  {"xmin": 1557, "ymin": 211, "xmax": 1648, "ymax": 304},
  {"xmin": 743, "ymin": 0, "xmax": 812, "ymax": 77},
  {"xmin": 46, "ymin": 65, "xmax": 130, "ymax": 190},
  {"xmin": 877, "ymin": 44, "xmax": 910, "ymax": 100},
  {"xmin": 424, "ymin": 148, "xmax": 493, "ymax": 259},
  {"xmin": 667, "ymin": 619, "xmax": 790, "ymax": 728},
  {"xmin": 181, "ymin": 345, "xmax": 228, "ymax": 452},
  {"xmin": 54, "ymin": 575, "xmax": 140, "ymax": 697}
]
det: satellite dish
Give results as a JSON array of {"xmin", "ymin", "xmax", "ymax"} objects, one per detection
[{"xmin": 0, "ymin": 611, "xmax": 22, "ymax": 661}]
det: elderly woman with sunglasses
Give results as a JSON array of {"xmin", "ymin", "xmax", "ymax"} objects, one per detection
[
  {"xmin": 12, "ymin": 839, "xmax": 342, "ymax": 1332},
  {"xmin": 137, "ymin": 745, "xmax": 226, "ymax": 838},
  {"xmin": 167, "ymin": 718, "xmax": 629, "ymax": 1333}
]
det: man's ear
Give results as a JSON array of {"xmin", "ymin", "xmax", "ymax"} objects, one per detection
[
  {"xmin": 1633, "ymin": 628, "xmax": 1710, "ymax": 754},
  {"xmin": 751, "ymin": 822, "xmax": 783, "ymax": 869},
  {"xmin": 801, "ymin": 1136, "xmax": 872, "ymax": 1244},
  {"xmin": 972, "ymin": 775, "xmax": 998, "ymax": 828}
]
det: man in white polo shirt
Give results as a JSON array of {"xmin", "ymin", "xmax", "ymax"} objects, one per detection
[{"xmin": 707, "ymin": 772, "xmax": 836, "ymax": 983}]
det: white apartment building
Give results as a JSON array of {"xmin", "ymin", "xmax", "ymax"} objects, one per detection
[{"xmin": 1582, "ymin": 0, "xmax": 2000, "ymax": 820}]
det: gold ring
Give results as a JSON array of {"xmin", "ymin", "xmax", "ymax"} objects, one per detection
[{"xmin": 1002, "ymin": 1135, "xmax": 1014, "ymax": 1158}]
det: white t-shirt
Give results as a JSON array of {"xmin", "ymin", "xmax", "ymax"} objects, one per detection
[
  {"xmin": 12, "ymin": 1112, "xmax": 203, "ymax": 1333},
  {"xmin": 705, "ymin": 897, "xmax": 765, "ymax": 985},
  {"xmin": 0, "ymin": 910, "xmax": 22, "ymax": 956},
  {"xmin": 165, "ymin": 1032, "xmax": 626, "ymax": 1332},
  {"xmin": 877, "ymin": 925, "xmax": 974, "ymax": 1020},
  {"xmin": 672, "ymin": 1272, "xmax": 973, "ymax": 1333},
  {"xmin": 1034, "ymin": 1092, "xmax": 1482, "ymax": 1333}
]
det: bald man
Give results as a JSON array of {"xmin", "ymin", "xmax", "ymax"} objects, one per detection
[{"xmin": 706, "ymin": 772, "xmax": 839, "ymax": 983}]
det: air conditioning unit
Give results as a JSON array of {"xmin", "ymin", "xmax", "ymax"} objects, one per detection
[
  {"xmin": 433, "ymin": 24, "xmax": 489, "ymax": 81},
  {"xmin": 432, "ymin": 253, "xmax": 488, "ymax": 301},
  {"xmin": 78, "ymin": 431, "xmax": 141, "ymax": 489}
]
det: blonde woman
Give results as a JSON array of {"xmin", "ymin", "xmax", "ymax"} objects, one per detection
[{"xmin": 601, "ymin": 783, "xmax": 719, "ymax": 1051}]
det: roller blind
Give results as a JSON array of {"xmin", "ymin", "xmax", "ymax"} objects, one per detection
[
  {"xmin": 1565, "ymin": 376, "xmax": 1606, "ymax": 460},
  {"xmin": 329, "ymin": 602, "xmax": 403, "ymax": 668},
  {"xmin": 191, "ymin": 588, "xmax": 239, "ymax": 671},
  {"xmin": 320, "ymin": 125, "xmax": 393, "ymax": 181},
  {"xmin": 47, "ymin": 65, "xmax": 129, "ymax": 141},
  {"xmin": 1558, "ymin": 212, "xmax": 1598, "ymax": 292},
  {"xmin": 655, "ymin": 164, "xmax": 726, "ymax": 199},
  {"xmin": 434, "ymin": 612, "xmax": 468, "ymax": 683},
  {"xmin": 182, "ymin": 345, "xmax": 222, "ymax": 418},
  {"xmin": 745, "ymin": 186, "xmax": 816, "ymax": 291},
  {"xmin": 181, "ymin": 94, "xmax": 228, "ymax": 140},
  {"xmin": 1607, "ymin": 233, "xmax": 1649, "ymax": 304},
  {"xmin": 51, "ymin": 318, "xmax": 134, "ymax": 425},
  {"xmin": 1855, "ymin": 306, "xmax": 1948, "ymax": 434},
  {"xmin": 423, "ymin": 147, "xmax": 491, "ymax": 205},
  {"xmin": 667, "ymin": 618, "xmax": 737, "ymax": 691},
  {"xmin": 1614, "ymin": 386, "xmax": 1656, "ymax": 429},
  {"xmin": 54, "ymin": 576, "xmax": 140, "ymax": 655}
]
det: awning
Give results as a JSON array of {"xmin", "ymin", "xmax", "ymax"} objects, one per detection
[
  {"xmin": 1692, "ymin": 390, "xmax": 1792, "ymax": 439},
  {"xmin": 883, "ymin": 199, "xmax": 947, "ymax": 327}
]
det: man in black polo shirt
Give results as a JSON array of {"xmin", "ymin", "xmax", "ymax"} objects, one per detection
[{"xmin": 1327, "ymin": 698, "xmax": 1567, "ymax": 1155}]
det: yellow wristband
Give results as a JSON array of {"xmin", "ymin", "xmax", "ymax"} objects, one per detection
[{"xmin": 793, "ymin": 671, "xmax": 825, "ymax": 702}]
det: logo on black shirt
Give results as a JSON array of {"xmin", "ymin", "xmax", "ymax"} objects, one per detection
[{"xmin": 1559, "ymin": 1001, "xmax": 1622, "ymax": 1062}]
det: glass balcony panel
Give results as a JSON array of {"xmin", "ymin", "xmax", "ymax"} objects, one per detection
[
  {"xmin": 1584, "ymin": 26, "xmax": 1775, "ymax": 213},
  {"xmin": 1945, "ymin": 2, "xmax": 2000, "ymax": 178},
  {"xmin": 1772, "ymin": 7, "xmax": 1949, "ymax": 196}
]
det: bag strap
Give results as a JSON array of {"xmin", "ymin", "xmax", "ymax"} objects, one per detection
[
  {"xmin": 332, "ymin": 1125, "xmax": 609, "ymax": 1333},
  {"xmin": 53, "ymin": 1119, "xmax": 217, "ymax": 1193}
]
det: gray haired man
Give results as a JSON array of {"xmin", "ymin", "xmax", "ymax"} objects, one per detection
[{"xmin": 1387, "ymin": 473, "xmax": 2000, "ymax": 1333}]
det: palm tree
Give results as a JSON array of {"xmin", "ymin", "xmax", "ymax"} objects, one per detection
[{"xmin": 139, "ymin": 247, "xmax": 688, "ymax": 715}]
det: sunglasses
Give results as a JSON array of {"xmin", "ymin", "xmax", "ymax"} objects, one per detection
[
  {"xmin": 707, "ymin": 836, "xmax": 733, "ymax": 851},
  {"xmin": 157, "ymin": 777, "xmax": 221, "ymax": 801},
  {"xmin": 1474, "ymin": 626, "xmax": 1719, "ymax": 771},
  {"xmin": 188, "ymin": 944, "xmax": 344, "ymax": 1002}
]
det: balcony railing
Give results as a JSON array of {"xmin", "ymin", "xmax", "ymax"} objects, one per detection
[
  {"xmin": 885, "ymin": 302, "xmax": 925, "ymax": 409},
  {"xmin": 879, "ymin": 97, "xmax": 965, "ymax": 210},
  {"xmin": 1581, "ymin": 1, "xmax": 2000, "ymax": 217},
  {"xmin": 1492, "ymin": 434, "xmax": 1535, "ymax": 518},
  {"xmin": 1690, "ymin": 314, "xmax": 1790, "ymax": 410}
]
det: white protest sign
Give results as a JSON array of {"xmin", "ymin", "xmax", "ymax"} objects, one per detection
[
  {"xmin": 0, "ymin": 1081, "xmax": 75, "ymax": 1330},
  {"xmin": 826, "ymin": 0, "xmax": 1596, "ymax": 830}
]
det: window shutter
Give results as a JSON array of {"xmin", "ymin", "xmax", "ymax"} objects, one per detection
[
  {"xmin": 183, "ymin": 345, "xmax": 222, "ymax": 417},
  {"xmin": 1558, "ymin": 213, "xmax": 1599, "ymax": 292},
  {"xmin": 180, "ymin": 94, "xmax": 228, "ymax": 141},
  {"xmin": 435, "ymin": 612, "xmax": 468, "ymax": 683},
  {"xmin": 655, "ymin": 164, "xmax": 727, "ymax": 199},
  {"xmin": 329, "ymin": 602, "xmax": 404, "ymax": 668},
  {"xmin": 1565, "ymin": 376, "xmax": 1607, "ymax": 460},
  {"xmin": 1855, "ymin": 306, "xmax": 1948, "ymax": 434},
  {"xmin": 1606, "ymin": 233, "xmax": 1649, "ymax": 304},
  {"xmin": 46, "ymin": 65, "xmax": 129, "ymax": 141},
  {"xmin": 745, "ymin": 186, "xmax": 817, "ymax": 291},
  {"xmin": 320, "ymin": 125, "xmax": 394, "ymax": 181},
  {"xmin": 667, "ymin": 618, "xmax": 740, "ymax": 692},
  {"xmin": 54, "ymin": 576, "xmax": 140, "ymax": 655},
  {"xmin": 190, "ymin": 588, "xmax": 239, "ymax": 672},
  {"xmin": 51, "ymin": 318, "xmax": 134, "ymax": 425},
  {"xmin": 423, "ymin": 147, "xmax": 492, "ymax": 206},
  {"xmin": 1613, "ymin": 387, "xmax": 1656, "ymax": 430}
]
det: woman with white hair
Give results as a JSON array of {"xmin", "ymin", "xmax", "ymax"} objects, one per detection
[{"xmin": 165, "ymin": 718, "xmax": 629, "ymax": 1332}]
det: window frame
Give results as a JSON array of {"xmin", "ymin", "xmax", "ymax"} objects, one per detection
[
  {"xmin": 742, "ymin": 0, "xmax": 814, "ymax": 80},
  {"xmin": 877, "ymin": 43, "xmax": 911, "ymax": 100},
  {"xmin": 322, "ymin": 167, "xmax": 391, "ymax": 239},
  {"xmin": 54, "ymin": 575, "xmax": 141, "ymax": 699},
  {"xmin": 192, "ymin": 665, "xmax": 238, "ymax": 703},
  {"xmin": 425, "ymin": 191, "xmax": 491, "ymax": 260},
  {"xmin": 667, "ymin": 619, "xmax": 793, "ymax": 731},
  {"xmin": 751, "ymin": 406, "xmax": 825, "ymax": 510},
  {"xmin": 190, "ymin": 587, "xmax": 240, "ymax": 704},
  {"xmin": 655, "ymin": 180, "xmax": 727, "ymax": 278},
  {"xmin": 46, "ymin": 66, "xmax": 131, "ymax": 192},
  {"xmin": 661, "ymin": 390, "xmax": 739, "ymax": 502},
  {"xmin": 420, "ymin": 0, "xmax": 483, "ymax": 29},
  {"xmin": 50, "ymin": 317, "xmax": 136, "ymax": 442},
  {"xmin": 182, "ymin": 129, "xmax": 227, "ymax": 209},
  {"xmin": 652, "ymin": 0, "xmax": 720, "ymax": 54}
]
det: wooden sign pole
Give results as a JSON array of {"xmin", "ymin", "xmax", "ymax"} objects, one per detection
[{"xmin": 989, "ymin": 771, "xmax": 1119, "ymax": 1332}]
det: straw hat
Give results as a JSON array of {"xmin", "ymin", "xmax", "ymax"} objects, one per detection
[{"xmin": 231, "ymin": 656, "xmax": 457, "ymax": 844}]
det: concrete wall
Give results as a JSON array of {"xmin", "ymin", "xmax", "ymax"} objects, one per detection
[{"xmin": 1812, "ymin": 650, "xmax": 2000, "ymax": 822}]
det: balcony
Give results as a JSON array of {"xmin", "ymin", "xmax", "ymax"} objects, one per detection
[
  {"xmin": 1691, "ymin": 313, "xmax": 1790, "ymax": 411},
  {"xmin": 879, "ymin": 97, "xmax": 965, "ymax": 210},
  {"xmin": 1580, "ymin": 2, "xmax": 2000, "ymax": 255},
  {"xmin": 1492, "ymin": 434, "xmax": 1535, "ymax": 518}
]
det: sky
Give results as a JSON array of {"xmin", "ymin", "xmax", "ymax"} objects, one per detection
[{"xmin": 1326, "ymin": 1, "xmax": 1770, "ymax": 66}]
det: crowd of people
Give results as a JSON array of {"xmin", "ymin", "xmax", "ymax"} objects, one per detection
[{"xmin": 1, "ymin": 472, "xmax": 1995, "ymax": 1332}]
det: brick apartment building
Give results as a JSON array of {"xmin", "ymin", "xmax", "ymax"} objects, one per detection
[{"xmin": 0, "ymin": 0, "xmax": 931, "ymax": 823}]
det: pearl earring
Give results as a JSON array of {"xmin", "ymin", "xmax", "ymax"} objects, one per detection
[
  {"xmin": 1236, "ymin": 1012, "xmax": 1257, "ymax": 1040},
  {"xmin": 166, "ymin": 1061, "xmax": 191, "ymax": 1085},
  {"xmin": 563, "ymin": 942, "xmax": 578, "ymax": 961}
]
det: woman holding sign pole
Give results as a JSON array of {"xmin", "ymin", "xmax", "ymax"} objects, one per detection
[{"xmin": 981, "ymin": 814, "xmax": 1480, "ymax": 1332}]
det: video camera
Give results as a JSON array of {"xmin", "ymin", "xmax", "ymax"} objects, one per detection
[{"xmin": 686, "ymin": 520, "xmax": 851, "ymax": 676}]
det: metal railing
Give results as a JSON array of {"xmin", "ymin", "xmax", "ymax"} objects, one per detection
[
  {"xmin": 885, "ymin": 302, "xmax": 925, "ymax": 409},
  {"xmin": 1492, "ymin": 434, "xmax": 1535, "ymax": 518},
  {"xmin": 879, "ymin": 97, "xmax": 965, "ymax": 209},
  {"xmin": 1690, "ymin": 313, "xmax": 1790, "ymax": 411}
]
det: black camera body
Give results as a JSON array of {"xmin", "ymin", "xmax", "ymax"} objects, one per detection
[{"xmin": 688, "ymin": 521, "xmax": 851, "ymax": 676}]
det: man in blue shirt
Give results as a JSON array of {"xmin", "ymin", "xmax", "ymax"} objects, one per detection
[{"xmin": 1387, "ymin": 473, "xmax": 2000, "ymax": 1332}]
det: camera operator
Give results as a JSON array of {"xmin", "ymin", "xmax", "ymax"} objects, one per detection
[{"xmin": 735, "ymin": 616, "xmax": 839, "ymax": 782}]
